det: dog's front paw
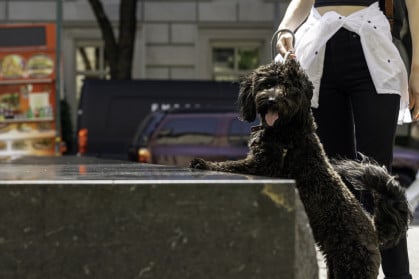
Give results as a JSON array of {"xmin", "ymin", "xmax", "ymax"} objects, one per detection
[{"xmin": 190, "ymin": 158, "xmax": 209, "ymax": 170}]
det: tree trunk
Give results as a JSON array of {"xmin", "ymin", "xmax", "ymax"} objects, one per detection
[
  {"xmin": 117, "ymin": 0, "xmax": 137, "ymax": 80},
  {"xmin": 88, "ymin": 0, "xmax": 137, "ymax": 80}
]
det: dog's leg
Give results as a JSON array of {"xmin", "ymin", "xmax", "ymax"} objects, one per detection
[
  {"xmin": 326, "ymin": 247, "xmax": 380, "ymax": 279},
  {"xmin": 190, "ymin": 157, "xmax": 258, "ymax": 175}
]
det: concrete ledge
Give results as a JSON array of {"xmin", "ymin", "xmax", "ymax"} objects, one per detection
[{"xmin": 0, "ymin": 157, "xmax": 318, "ymax": 279}]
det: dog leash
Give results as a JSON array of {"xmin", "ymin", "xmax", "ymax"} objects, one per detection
[
  {"xmin": 271, "ymin": 28, "xmax": 295, "ymax": 62},
  {"xmin": 279, "ymin": 148, "xmax": 288, "ymax": 170}
]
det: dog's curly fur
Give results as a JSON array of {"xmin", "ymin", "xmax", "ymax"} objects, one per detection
[{"xmin": 190, "ymin": 60, "xmax": 412, "ymax": 278}]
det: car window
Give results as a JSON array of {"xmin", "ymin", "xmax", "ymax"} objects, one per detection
[
  {"xmin": 228, "ymin": 118, "xmax": 258, "ymax": 146},
  {"xmin": 132, "ymin": 112, "xmax": 165, "ymax": 146},
  {"xmin": 155, "ymin": 116, "xmax": 217, "ymax": 145}
]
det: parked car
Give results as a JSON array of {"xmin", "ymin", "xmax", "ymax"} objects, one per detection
[
  {"xmin": 76, "ymin": 79, "xmax": 239, "ymax": 160},
  {"xmin": 127, "ymin": 108, "xmax": 259, "ymax": 167},
  {"xmin": 127, "ymin": 110, "xmax": 166, "ymax": 163}
]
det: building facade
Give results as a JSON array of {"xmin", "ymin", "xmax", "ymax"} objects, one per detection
[{"xmin": 0, "ymin": 0, "xmax": 289, "ymax": 128}]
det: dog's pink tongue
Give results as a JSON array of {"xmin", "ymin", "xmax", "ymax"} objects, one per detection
[{"xmin": 265, "ymin": 110, "xmax": 279, "ymax": 126}]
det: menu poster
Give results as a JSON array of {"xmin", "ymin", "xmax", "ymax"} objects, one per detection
[
  {"xmin": 0, "ymin": 23, "xmax": 59, "ymax": 159},
  {"xmin": 0, "ymin": 82, "xmax": 56, "ymax": 157},
  {"xmin": 0, "ymin": 53, "xmax": 55, "ymax": 80}
]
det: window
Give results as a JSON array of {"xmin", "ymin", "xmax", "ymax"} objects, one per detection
[
  {"xmin": 212, "ymin": 43, "xmax": 260, "ymax": 81},
  {"xmin": 75, "ymin": 41, "xmax": 109, "ymax": 100}
]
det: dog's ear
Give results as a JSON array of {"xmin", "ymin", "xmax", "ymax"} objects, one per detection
[
  {"xmin": 237, "ymin": 73, "xmax": 257, "ymax": 122},
  {"xmin": 285, "ymin": 59, "xmax": 314, "ymax": 101},
  {"xmin": 284, "ymin": 59, "xmax": 303, "ymax": 82},
  {"xmin": 303, "ymin": 80, "xmax": 314, "ymax": 101},
  {"xmin": 300, "ymin": 70, "xmax": 314, "ymax": 101}
]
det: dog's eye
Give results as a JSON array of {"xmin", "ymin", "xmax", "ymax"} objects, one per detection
[
  {"xmin": 261, "ymin": 84, "xmax": 275, "ymax": 91},
  {"xmin": 263, "ymin": 79, "xmax": 278, "ymax": 89}
]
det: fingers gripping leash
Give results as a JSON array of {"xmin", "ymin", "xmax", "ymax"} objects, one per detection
[{"xmin": 271, "ymin": 28, "xmax": 295, "ymax": 63}]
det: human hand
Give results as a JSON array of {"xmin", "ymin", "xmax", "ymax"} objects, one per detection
[
  {"xmin": 275, "ymin": 30, "xmax": 296, "ymax": 60},
  {"xmin": 409, "ymin": 65, "xmax": 419, "ymax": 121}
]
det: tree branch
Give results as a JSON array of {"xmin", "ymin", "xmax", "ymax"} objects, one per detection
[{"xmin": 88, "ymin": 0, "xmax": 119, "ymax": 76}]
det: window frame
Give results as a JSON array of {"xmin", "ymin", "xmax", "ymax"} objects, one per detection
[
  {"xmin": 74, "ymin": 40, "xmax": 108, "ymax": 99},
  {"xmin": 211, "ymin": 41, "xmax": 262, "ymax": 81},
  {"xmin": 196, "ymin": 27, "xmax": 272, "ymax": 80}
]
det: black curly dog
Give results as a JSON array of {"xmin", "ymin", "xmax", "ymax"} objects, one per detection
[{"xmin": 190, "ymin": 60, "xmax": 412, "ymax": 278}]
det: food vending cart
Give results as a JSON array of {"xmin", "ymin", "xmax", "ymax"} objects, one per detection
[{"xmin": 0, "ymin": 23, "xmax": 60, "ymax": 158}]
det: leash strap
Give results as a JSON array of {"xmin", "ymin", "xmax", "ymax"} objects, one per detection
[
  {"xmin": 385, "ymin": 0, "xmax": 394, "ymax": 31},
  {"xmin": 271, "ymin": 28, "xmax": 295, "ymax": 61}
]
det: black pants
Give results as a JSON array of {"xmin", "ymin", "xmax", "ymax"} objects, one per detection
[{"xmin": 312, "ymin": 28, "xmax": 412, "ymax": 279}]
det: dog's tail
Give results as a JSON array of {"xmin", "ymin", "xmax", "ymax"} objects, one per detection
[{"xmin": 332, "ymin": 156, "xmax": 413, "ymax": 249}]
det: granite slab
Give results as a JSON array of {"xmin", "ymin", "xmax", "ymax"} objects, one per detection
[{"xmin": 0, "ymin": 156, "xmax": 318, "ymax": 279}]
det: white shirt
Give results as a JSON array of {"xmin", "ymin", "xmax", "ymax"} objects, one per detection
[{"xmin": 277, "ymin": 2, "xmax": 411, "ymax": 123}]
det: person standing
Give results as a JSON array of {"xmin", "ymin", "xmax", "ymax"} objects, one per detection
[{"xmin": 275, "ymin": 0, "xmax": 418, "ymax": 278}]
